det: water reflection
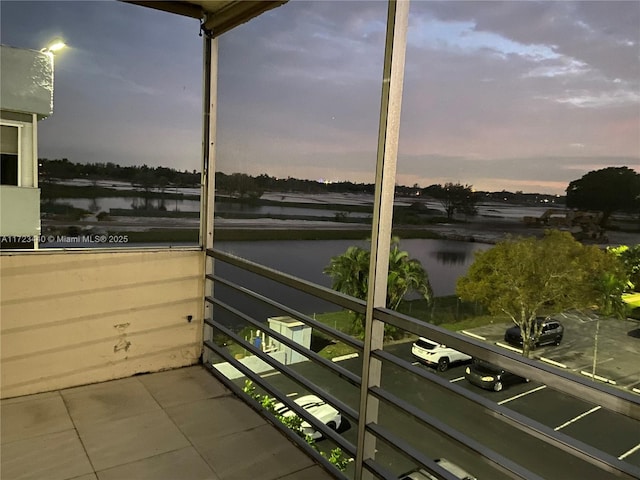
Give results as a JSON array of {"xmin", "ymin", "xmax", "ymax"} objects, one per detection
[
  {"xmin": 49, "ymin": 197, "xmax": 201, "ymax": 212},
  {"xmin": 432, "ymin": 250, "xmax": 469, "ymax": 265}
]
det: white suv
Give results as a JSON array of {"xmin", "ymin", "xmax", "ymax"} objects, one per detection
[{"xmin": 411, "ymin": 337, "xmax": 472, "ymax": 371}]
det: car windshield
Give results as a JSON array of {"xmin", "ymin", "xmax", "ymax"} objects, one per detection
[{"xmin": 415, "ymin": 339, "xmax": 437, "ymax": 350}]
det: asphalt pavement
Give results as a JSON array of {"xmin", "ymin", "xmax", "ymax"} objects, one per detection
[
  {"xmin": 460, "ymin": 312, "xmax": 640, "ymax": 392},
  {"xmin": 237, "ymin": 339, "xmax": 640, "ymax": 480}
]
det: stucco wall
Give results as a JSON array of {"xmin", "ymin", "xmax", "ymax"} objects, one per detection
[
  {"xmin": 0, "ymin": 248, "xmax": 204, "ymax": 398},
  {"xmin": 0, "ymin": 45, "xmax": 53, "ymax": 117},
  {"xmin": 0, "ymin": 186, "xmax": 40, "ymax": 237}
]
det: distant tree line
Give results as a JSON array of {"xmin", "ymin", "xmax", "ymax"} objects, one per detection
[
  {"xmin": 214, "ymin": 172, "xmax": 376, "ymax": 198},
  {"xmin": 39, "ymin": 158, "xmax": 200, "ymax": 187},
  {"xmin": 39, "ymin": 158, "xmax": 584, "ymax": 208}
]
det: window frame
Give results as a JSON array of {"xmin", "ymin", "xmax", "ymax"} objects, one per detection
[{"xmin": 0, "ymin": 121, "xmax": 22, "ymax": 187}]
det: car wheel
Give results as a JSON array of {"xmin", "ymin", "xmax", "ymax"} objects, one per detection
[
  {"xmin": 437, "ymin": 357, "xmax": 450, "ymax": 372},
  {"xmin": 493, "ymin": 381, "xmax": 503, "ymax": 392},
  {"xmin": 555, "ymin": 336, "xmax": 563, "ymax": 346},
  {"xmin": 322, "ymin": 420, "xmax": 338, "ymax": 437}
]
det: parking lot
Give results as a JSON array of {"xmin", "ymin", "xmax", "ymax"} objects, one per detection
[
  {"xmin": 238, "ymin": 327, "xmax": 640, "ymax": 479},
  {"xmin": 461, "ymin": 311, "xmax": 640, "ymax": 392}
]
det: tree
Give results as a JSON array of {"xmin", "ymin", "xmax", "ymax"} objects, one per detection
[
  {"xmin": 426, "ymin": 183, "xmax": 478, "ymax": 220},
  {"xmin": 608, "ymin": 244, "xmax": 640, "ymax": 292},
  {"xmin": 566, "ymin": 167, "xmax": 640, "ymax": 227},
  {"xmin": 324, "ymin": 238, "xmax": 432, "ymax": 337},
  {"xmin": 456, "ymin": 230, "xmax": 625, "ymax": 357}
]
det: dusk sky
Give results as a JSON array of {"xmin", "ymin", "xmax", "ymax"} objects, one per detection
[{"xmin": 1, "ymin": 0, "xmax": 638, "ymax": 194}]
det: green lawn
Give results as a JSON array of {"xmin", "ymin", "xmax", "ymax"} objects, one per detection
[
  {"xmin": 209, "ymin": 297, "xmax": 507, "ymax": 362},
  {"xmin": 311, "ymin": 297, "xmax": 506, "ymax": 360}
]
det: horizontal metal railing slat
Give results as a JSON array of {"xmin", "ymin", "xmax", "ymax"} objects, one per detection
[
  {"xmin": 372, "ymin": 349, "xmax": 640, "ymax": 479},
  {"xmin": 365, "ymin": 423, "xmax": 477, "ymax": 480},
  {"xmin": 203, "ymin": 360, "xmax": 349, "ymax": 480},
  {"xmin": 208, "ymin": 274, "xmax": 364, "ymax": 351},
  {"xmin": 375, "ymin": 307, "xmax": 640, "ymax": 420},
  {"xmin": 206, "ymin": 296, "xmax": 362, "ymax": 388},
  {"xmin": 368, "ymin": 385, "xmax": 539, "ymax": 480},
  {"xmin": 203, "ymin": 322, "xmax": 360, "ymax": 424},
  {"xmin": 362, "ymin": 458, "xmax": 399, "ymax": 480},
  {"xmin": 208, "ymin": 248, "xmax": 366, "ymax": 314},
  {"xmin": 204, "ymin": 338, "xmax": 357, "ymax": 458},
  {"xmin": 204, "ymin": 247, "xmax": 640, "ymax": 480}
]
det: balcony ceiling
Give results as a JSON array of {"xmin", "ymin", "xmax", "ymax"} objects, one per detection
[{"xmin": 125, "ymin": 1, "xmax": 287, "ymax": 37}]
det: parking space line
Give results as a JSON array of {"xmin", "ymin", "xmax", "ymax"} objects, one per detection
[
  {"xmin": 497, "ymin": 385, "xmax": 547, "ymax": 405},
  {"xmin": 461, "ymin": 330, "xmax": 486, "ymax": 341},
  {"xmin": 579, "ymin": 370, "xmax": 617, "ymax": 385},
  {"xmin": 618, "ymin": 443, "xmax": 640, "ymax": 461},
  {"xmin": 286, "ymin": 392, "xmax": 298, "ymax": 397},
  {"xmin": 411, "ymin": 361, "xmax": 420, "ymax": 366},
  {"xmin": 554, "ymin": 406, "xmax": 601, "ymax": 431},
  {"xmin": 332, "ymin": 353, "xmax": 359, "ymax": 362},
  {"xmin": 496, "ymin": 341, "xmax": 523, "ymax": 353},
  {"xmin": 539, "ymin": 357, "xmax": 567, "ymax": 368},
  {"xmin": 450, "ymin": 376, "xmax": 465, "ymax": 383}
]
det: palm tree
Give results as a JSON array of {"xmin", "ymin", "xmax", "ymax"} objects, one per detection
[
  {"xmin": 324, "ymin": 238, "xmax": 432, "ymax": 337},
  {"xmin": 387, "ymin": 240, "xmax": 433, "ymax": 310}
]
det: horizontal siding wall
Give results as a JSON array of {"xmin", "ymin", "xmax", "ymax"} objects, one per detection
[{"xmin": 0, "ymin": 248, "xmax": 204, "ymax": 398}]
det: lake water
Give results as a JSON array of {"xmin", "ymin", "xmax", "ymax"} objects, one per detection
[
  {"xmin": 49, "ymin": 197, "xmax": 201, "ymax": 212},
  {"xmin": 212, "ymin": 238, "xmax": 490, "ymax": 326}
]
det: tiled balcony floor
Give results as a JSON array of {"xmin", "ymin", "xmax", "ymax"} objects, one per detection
[{"xmin": 1, "ymin": 365, "xmax": 335, "ymax": 480}]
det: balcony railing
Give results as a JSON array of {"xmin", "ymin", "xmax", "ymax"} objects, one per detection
[{"xmin": 204, "ymin": 248, "xmax": 640, "ymax": 480}]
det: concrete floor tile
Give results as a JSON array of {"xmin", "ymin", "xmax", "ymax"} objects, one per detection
[
  {"xmin": 199, "ymin": 424, "xmax": 314, "ymax": 480},
  {"xmin": 0, "ymin": 430, "xmax": 93, "ymax": 480},
  {"xmin": 277, "ymin": 465, "xmax": 336, "ymax": 480},
  {"xmin": 139, "ymin": 366, "xmax": 229, "ymax": 408},
  {"xmin": 1, "ymin": 391, "xmax": 60, "ymax": 406},
  {"xmin": 96, "ymin": 447, "xmax": 220, "ymax": 480},
  {"xmin": 67, "ymin": 475, "xmax": 98, "ymax": 480},
  {"xmin": 61, "ymin": 377, "xmax": 160, "ymax": 426},
  {"xmin": 1, "ymin": 393, "xmax": 74, "ymax": 444},
  {"xmin": 76, "ymin": 410, "xmax": 189, "ymax": 471},
  {"xmin": 166, "ymin": 396, "xmax": 265, "ymax": 448}
]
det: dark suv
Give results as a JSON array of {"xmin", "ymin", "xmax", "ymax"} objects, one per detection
[{"xmin": 504, "ymin": 317, "xmax": 564, "ymax": 349}]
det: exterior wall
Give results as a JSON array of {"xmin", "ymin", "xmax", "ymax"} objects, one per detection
[
  {"xmin": 0, "ymin": 248, "xmax": 205, "ymax": 398},
  {"xmin": 0, "ymin": 45, "xmax": 53, "ymax": 117},
  {"xmin": 0, "ymin": 186, "xmax": 40, "ymax": 236}
]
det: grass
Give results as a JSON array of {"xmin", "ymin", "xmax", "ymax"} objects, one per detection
[
  {"xmin": 208, "ymin": 299, "xmax": 507, "ymax": 363},
  {"xmin": 62, "ymin": 228, "xmax": 444, "ymax": 243},
  {"xmin": 309, "ymin": 297, "xmax": 505, "ymax": 359}
]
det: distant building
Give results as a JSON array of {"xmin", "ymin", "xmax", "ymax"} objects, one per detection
[{"xmin": 0, "ymin": 44, "xmax": 55, "ymax": 248}]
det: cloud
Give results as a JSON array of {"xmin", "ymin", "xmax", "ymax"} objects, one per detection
[{"xmin": 2, "ymin": 0, "xmax": 638, "ymax": 196}]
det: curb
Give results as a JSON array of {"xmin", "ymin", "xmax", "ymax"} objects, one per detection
[{"xmin": 580, "ymin": 370, "xmax": 617, "ymax": 385}]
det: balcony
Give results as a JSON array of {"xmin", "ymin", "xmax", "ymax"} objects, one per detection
[
  {"xmin": 1, "ymin": 365, "xmax": 333, "ymax": 480},
  {"xmin": 1, "ymin": 2, "xmax": 638, "ymax": 479},
  {"xmin": 2, "ymin": 246, "xmax": 638, "ymax": 480}
]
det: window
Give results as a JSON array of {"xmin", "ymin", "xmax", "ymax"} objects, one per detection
[{"xmin": 0, "ymin": 125, "xmax": 19, "ymax": 186}]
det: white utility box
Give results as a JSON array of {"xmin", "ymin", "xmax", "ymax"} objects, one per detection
[{"xmin": 267, "ymin": 316, "xmax": 312, "ymax": 365}]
